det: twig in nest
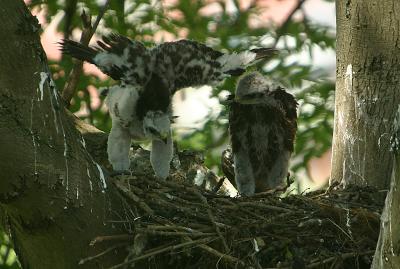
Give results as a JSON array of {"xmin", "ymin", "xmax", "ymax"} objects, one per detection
[
  {"xmin": 107, "ymin": 237, "xmax": 216, "ymax": 269},
  {"xmin": 146, "ymin": 224, "xmax": 199, "ymax": 233},
  {"xmin": 90, "ymin": 234, "xmax": 135, "ymax": 246},
  {"xmin": 114, "ymin": 180, "xmax": 154, "ymax": 215},
  {"xmin": 135, "ymin": 227, "xmax": 215, "ymax": 237},
  {"xmin": 198, "ymin": 244, "xmax": 246, "ymax": 267},
  {"xmin": 326, "ymin": 218, "xmax": 354, "ymax": 241},
  {"xmin": 237, "ymin": 202, "xmax": 292, "ymax": 213},
  {"xmin": 61, "ymin": 0, "xmax": 110, "ymax": 107},
  {"xmin": 180, "ymin": 235, "xmax": 247, "ymax": 268},
  {"xmin": 104, "ymin": 174, "xmax": 380, "ymax": 268},
  {"xmin": 307, "ymin": 250, "xmax": 375, "ymax": 268},
  {"xmin": 79, "ymin": 243, "xmax": 127, "ymax": 265},
  {"xmin": 192, "ymin": 188, "xmax": 230, "ymax": 253}
]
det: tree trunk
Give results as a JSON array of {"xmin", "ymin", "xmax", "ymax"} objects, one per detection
[
  {"xmin": 0, "ymin": 1, "xmax": 126, "ymax": 268},
  {"xmin": 372, "ymin": 107, "xmax": 400, "ymax": 268},
  {"xmin": 331, "ymin": 0, "xmax": 400, "ymax": 189}
]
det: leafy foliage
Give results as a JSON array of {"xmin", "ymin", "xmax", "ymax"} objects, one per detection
[{"xmin": 0, "ymin": 229, "xmax": 20, "ymax": 269}]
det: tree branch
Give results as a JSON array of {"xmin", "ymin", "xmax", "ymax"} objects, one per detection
[
  {"xmin": 273, "ymin": 0, "xmax": 307, "ymax": 48},
  {"xmin": 61, "ymin": 0, "xmax": 110, "ymax": 107}
]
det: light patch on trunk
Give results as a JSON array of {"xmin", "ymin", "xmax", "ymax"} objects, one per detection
[
  {"xmin": 36, "ymin": 71, "xmax": 72, "ymax": 194},
  {"xmin": 96, "ymin": 163, "xmax": 107, "ymax": 192},
  {"xmin": 80, "ymin": 136, "xmax": 86, "ymax": 149},
  {"xmin": 345, "ymin": 208, "xmax": 353, "ymax": 239},
  {"xmin": 38, "ymin": 72, "xmax": 47, "ymax": 101},
  {"xmin": 378, "ymin": 133, "xmax": 390, "ymax": 148},
  {"xmin": 391, "ymin": 105, "xmax": 400, "ymax": 151},
  {"xmin": 339, "ymin": 63, "xmax": 368, "ymax": 185},
  {"xmin": 47, "ymin": 72, "xmax": 70, "ymax": 193},
  {"xmin": 345, "ymin": 64, "xmax": 353, "ymax": 94},
  {"xmin": 47, "ymin": 74, "xmax": 60, "ymax": 134},
  {"xmin": 60, "ymin": 116, "xmax": 69, "ymax": 192},
  {"xmin": 86, "ymin": 165, "xmax": 93, "ymax": 192},
  {"xmin": 386, "ymin": 105, "xmax": 400, "ymax": 256},
  {"xmin": 30, "ymin": 99, "xmax": 38, "ymax": 175},
  {"xmin": 338, "ymin": 111, "xmax": 345, "ymax": 130}
]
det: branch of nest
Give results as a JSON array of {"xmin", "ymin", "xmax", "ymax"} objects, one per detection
[{"xmin": 77, "ymin": 172, "xmax": 384, "ymax": 269}]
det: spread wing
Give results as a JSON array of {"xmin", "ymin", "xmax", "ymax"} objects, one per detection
[
  {"xmin": 152, "ymin": 40, "xmax": 277, "ymax": 94},
  {"xmin": 60, "ymin": 33, "xmax": 152, "ymax": 85}
]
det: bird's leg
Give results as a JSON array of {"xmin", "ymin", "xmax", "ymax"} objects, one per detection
[
  {"xmin": 233, "ymin": 149, "xmax": 255, "ymax": 196},
  {"xmin": 107, "ymin": 123, "xmax": 131, "ymax": 173},
  {"xmin": 150, "ymin": 130, "xmax": 173, "ymax": 180}
]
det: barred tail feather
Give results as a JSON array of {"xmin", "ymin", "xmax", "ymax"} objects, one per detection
[
  {"xmin": 59, "ymin": 39, "xmax": 123, "ymax": 81},
  {"xmin": 59, "ymin": 39, "xmax": 98, "ymax": 64}
]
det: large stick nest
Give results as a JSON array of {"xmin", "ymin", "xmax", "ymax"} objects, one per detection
[{"xmin": 86, "ymin": 149, "xmax": 385, "ymax": 269}]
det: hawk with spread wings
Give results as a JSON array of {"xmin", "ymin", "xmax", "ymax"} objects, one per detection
[{"xmin": 61, "ymin": 34, "xmax": 277, "ymax": 179}]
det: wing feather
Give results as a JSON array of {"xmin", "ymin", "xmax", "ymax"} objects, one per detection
[{"xmin": 60, "ymin": 34, "xmax": 151, "ymax": 84}]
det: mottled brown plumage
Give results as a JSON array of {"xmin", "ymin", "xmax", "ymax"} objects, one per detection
[{"xmin": 226, "ymin": 72, "xmax": 298, "ymax": 195}]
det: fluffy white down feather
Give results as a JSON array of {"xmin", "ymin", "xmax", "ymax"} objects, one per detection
[{"xmin": 105, "ymin": 85, "xmax": 173, "ymax": 179}]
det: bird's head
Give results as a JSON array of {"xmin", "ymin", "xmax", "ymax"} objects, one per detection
[
  {"xmin": 234, "ymin": 72, "xmax": 272, "ymax": 104},
  {"xmin": 143, "ymin": 111, "xmax": 171, "ymax": 143},
  {"xmin": 233, "ymin": 71, "xmax": 298, "ymax": 117}
]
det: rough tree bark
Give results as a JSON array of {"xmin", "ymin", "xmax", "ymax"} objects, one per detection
[
  {"xmin": 372, "ymin": 107, "xmax": 400, "ymax": 268},
  {"xmin": 0, "ymin": 1, "xmax": 127, "ymax": 268},
  {"xmin": 333, "ymin": 1, "xmax": 400, "ymax": 267},
  {"xmin": 331, "ymin": 0, "xmax": 400, "ymax": 189}
]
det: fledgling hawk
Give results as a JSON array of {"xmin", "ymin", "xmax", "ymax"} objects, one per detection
[
  {"xmin": 226, "ymin": 72, "xmax": 298, "ymax": 195},
  {"xmin": 60, "ymin": 34, "xmax": 277, "ymax": 179}
]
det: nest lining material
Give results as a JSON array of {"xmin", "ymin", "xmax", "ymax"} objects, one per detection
[{"xmin": 82, "ymin": 173, "xmax": 384, "ymax": 269}]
